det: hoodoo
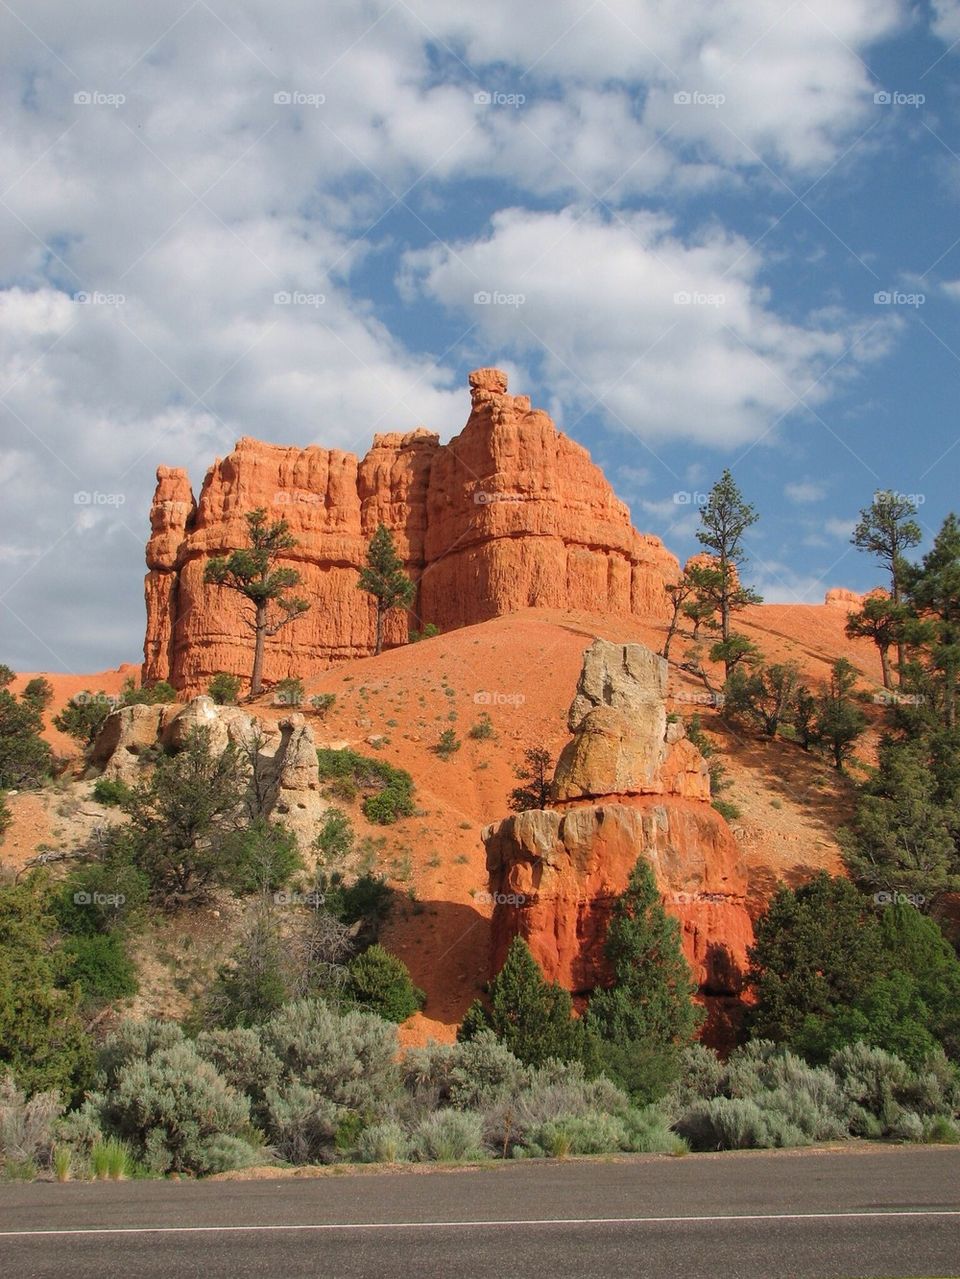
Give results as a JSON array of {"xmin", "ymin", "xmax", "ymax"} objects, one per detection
[{"xmin": 142, "ymin": 370, "xmax": 680, "ymax": 694}]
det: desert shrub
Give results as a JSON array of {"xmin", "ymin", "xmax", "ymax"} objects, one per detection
[
  {"xmin": 924, "ymin": 1115, "xmax": 960, "ymax": 1143},
  {"xmin": 412, "ymin": 1109, "xmax": 485, "ymax": 1162},
  {"xmin": 119, "ymin": 678, "xmax": 177, "ymax": 707},
  {"xmin": 345, "ymin": 945, "xmax": 425, "ymax": 1022},
  {"xmin": 409, "ymin": 624, "xmax": 439, "ymax": 643},
  {"xmin": 621, "ymin": 1105, "xmax": 689, "ymax": 1154},
  {"xmin": 433, "ymin": 729, "xmax": 461, "ymax": 759},
  {"xmin": 90, "ymin": 1035, "xmax": 259, "ymax": 1175},
  {"xmin": 666, "ymin": 1044, "xmax": 729, "ymax": 1114},
  {"xmin": 313, "ymin": 807, "xmax": 354, "ymax": 869},
  {"xmin": 356, "ymin": 1119, "xmax": 410, "ymax": 1163},
  {"xmin": 525, "ymin": 1111, "xmax": 629, "ymax": 1157},
  {"xmin": 195, "ymin": 1027, "xmax": 282, "ymax": 1110},
  {"xmin": 207, "ymin": 672, "xmax": 242, "ymax": 705},
  {"xmin": 61, "ymin": 933, "xmax": 138, "ymax": 1006},
  {"xmin": 676, "ymin": 1097, "xmax": 808, "ymax": 1151},
  {"xmin": 321, "ymin": 871, "xmax": 392, "ymax": 940},
  {"xmin": 309, "ymin": 693, "xmax": 336, "ymax": 718},
  {"xmin": 468, "ymin": 713, "xmax": 495, "ymax": 740},
  {"xmin": 273, "ymin": 677, "xmax": 304, "ymax": 707},
  {"xmin": 205, "ymin": 903, "xmax": 290, "ymax": 1029},
  {"xmin": 829, "ymin": 1042, "xmax": 958, "ymax": 1136},
  {"xmin": 261, "ymin": 1082, "xmax": 339, "ymax": 1164},
  {"xmin": 315, "ymin": 749, "xmax": 415, "ymax": 825},
  {"xmin": 0, "ymin": 1075, "xmax": 62, "ymax": 1173},
  {"xmin": 53, "ymin": 693, "xmax": 115, "ymax": 748},
  {"xmin": 260, "ymin": 999, "xmax": 401, "ymax": 1116},
  {"xmin": 92, "ymin": 777, "xmax": 132, "ymax": 807},
  {"xmin": 221, "ymin": 818, "xmax": 302, "ymax": 896},
  {"xmin": 404, "ymin": 1031, "xmax": 529, "ymax": 1116},
  {"xmin": 57, "ymin": 1101, "xmax": 104, "ymax": 1158}
]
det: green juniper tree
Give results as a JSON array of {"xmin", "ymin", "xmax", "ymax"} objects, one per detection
[
  {"xmin": 458, "ymin": 936, "xmax": 582, "ymax": 1067},
  {"xmin": 845, "ymin": 595, "xmax": 909, "ymax": 693},
  {"xmin": 816, "ymin": 657, "xmax": 867, "ymax": 771},
  {"xmin": 357, "ymin": 524, "xmax": 416, "ymax": 655},
  {"xmin": 584, "ymin": 859, "xmax": 701, "ymax": 1101},
  {"xmin": 204, "ymin": 508, "xmax": 310, "ymax": 697}
]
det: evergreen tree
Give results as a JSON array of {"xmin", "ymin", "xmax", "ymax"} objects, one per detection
[
  {"xmin": 841, "ymin": 736, "xmax": 959, "ymax": 902},
  {"xmin": 584, "ymin": 859, "xmax": 701, "ymax": 1101},
  {"xmin": 845, "ymin": 595, "xmax": 910, "ymax": 692},
  {"xmin": 695, "ymin": 470, "xmax": 762, "ymax": 678},
  {"xmin": 345, "ymin": 944, "xmax": 425, "ymax": 1023},
  {"xmin": 0, "ymin": 664, "xmax": 53, "ymax": 788},
  {"xmin": 204, "ymin": 508, "xmax": 310, "ymax": 697},
  {"xmin": 851, "ymin": 491, "xmax": 921, "ymax": 682},
  {"xmin": 0, "ymin": 877, "xmax": 91, "ymax": 1096},
  {"xmin": 903, "ymin": 514, "xmax": 960, "ymax": 729},
  {"xmin": 53, "ymin": 692, "xmax": 114, "ymax": 748},
  {"xmin": 119, "ymin": 726, "xmax": 249, "ymax": 907},
  {"xmin": 357, "ymin": 524, "xmax": 416, "ymax": 655},
  {"xmin": 747, "ymin": 873, "xmax": 882, "ymax": 1051},
  {"xmin": 816, "ymin": 657, "xmax": 867, "ymax": 770},
  {"xmin": 508, "ymin": 747, "xmax": 554, "ymax": 811},
  {"xmin": 722, "ymin": 661, "xmax": 801, "ymax": 737},
  {"xmin": 458, "ymin": 936, "xmax": 582, "ymax": 1067}
]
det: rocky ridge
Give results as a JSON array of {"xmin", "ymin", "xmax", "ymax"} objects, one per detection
[{"xmin": 143, "ymin": 369, "xmax": 680, "ymax": 694}]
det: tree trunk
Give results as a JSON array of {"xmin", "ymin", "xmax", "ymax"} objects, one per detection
[
  {"xmin": 251, "ymin": 605, "xmax": 267, "ymax": 696},
  {"xmin": 892, "ymin": 574, "xmax": 907, "ymax": 686},
  {"xmin": 374, "ymin": 602, "xmax": 384, "ymax": 655},
  {"xmin": 879, "ymin": 644, "xmax": 892, "ymax": 691}
]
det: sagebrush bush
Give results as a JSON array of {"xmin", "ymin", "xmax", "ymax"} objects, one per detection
[
  {"xmin": 259, "ymin": 999, "xmax": 401, "ymax": 1116},
  {"xmin": 90, "ymin": 1031, "xmax": 259, "ymax": 1175},
  {"xmin": 195, "ymin": 1028, "xmax": 282, "ymax": 1110},
  {"xmin": 676, "ymin": 1097, "xmax": 808, "ymax": 1151},
  {"xmin": 0, "ymin": 1075, "xmax": 62, "ymax": 1172},
  {"xmin": 356, "ymin": 1119, "xmax": 410, "ymax": 1163},
  {"xmin": 525, "ymin": 1111, "xmax": 629, "ymax": 1157},
  {"xmin": 412, "ymin": 1109, "xmax": 485, "ymax": 1162},
  {"xmin": 262, "ymin": 1082, "xmax": 339, "ymax": 1164}
]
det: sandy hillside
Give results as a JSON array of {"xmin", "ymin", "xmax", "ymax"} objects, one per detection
[{"xmin": 3, "ymin": 604, "xmax": 886, "ymax": 1046}]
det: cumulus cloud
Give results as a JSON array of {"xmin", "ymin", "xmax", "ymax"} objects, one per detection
[
  {"xmin": 402, "ymin": 207, "xmax": 894, "ymax": 447},
  {"xmin": 0, "ymin": 0, "xmax": 912, "ymax": 669}
]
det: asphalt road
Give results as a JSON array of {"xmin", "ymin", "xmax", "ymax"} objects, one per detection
[{"xmin": 1, "ymin": 1145, "xmax": 958, "ymax": 1278}]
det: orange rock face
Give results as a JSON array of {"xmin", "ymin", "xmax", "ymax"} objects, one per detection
[
  {"xmin": 483, "ymin": 638, "xmax": 754, "ymax": 1046},
  {"xmin": 142, "ymin": 371, "xmax": 679, "ymax": 694}
]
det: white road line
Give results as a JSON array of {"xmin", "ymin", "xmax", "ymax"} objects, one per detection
[{"xmin": 2, "ymin": 1210, "xmax": 959, "ymax": 1238}]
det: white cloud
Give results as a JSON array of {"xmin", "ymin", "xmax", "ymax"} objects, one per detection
[
  {"xmin": 931, "ymin": 1, "xmax": 960, "ymax": 43},
  {"xmin": 402, "ymin": 207, "xmax": 894, "ymax": 447},
  {"xmin": 825, "ymin": 516, "xmax": 857, "ymax": 538},
  {"xmin": 785, "ymin": 481, "xmax": 827, "ymax": 503}
]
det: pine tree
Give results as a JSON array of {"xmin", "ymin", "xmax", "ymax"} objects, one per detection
[
  {"xmin": 722, "ymin": 661, "xmax": 801, "ymax": 737},
  {"xmin": 357, "ymin": 524, "xmax": 416, "ymax": 655},
  {"xmin": 841, "ymin": 736, "xmax": 959, "ymax": 902},
  {"xmin": 695, "ymin": 471, "xmax": 762, "ymax": 678},
  {"xmin": 0, "ymin": 665, "xmax": 53, "ymax": 788},
  {"xmin": 747, "ymin": 872, "xmax": 882, "ymax": 1050},
  {"xmin": 816, "ymin": 657, "xmax": 867, "ymax": 770},
  {"xmin": 851, "ymin": 491, "xmax": 921, "ymax": 683},
  {"xmin": 458, "ymin": 936, "xmax": 581, "ymax": 1066},
  {"xmin": 845, "ymin": 595, "xmax": 910, "ymax": 692},
  {"xmin": 904, "ymin": 514, "xmax": 960, "ymax": 729},
  {"xmin": 508, "ymin": 747, "xmax": 554, "ymax": 811},
  {"xmin": 584, "ymin": 859, "xmax": 701, "ymax": 1101},
  {"xmin": 204, "ymin": 508, "xmax": 310, "ymax": 697}
]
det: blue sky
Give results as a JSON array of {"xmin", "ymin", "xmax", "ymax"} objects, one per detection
[{"xmin": 1, "ymin": 1, "xmax": 959, "ymax": 671}]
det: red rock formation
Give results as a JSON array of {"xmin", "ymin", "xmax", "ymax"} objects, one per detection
[
  {"xmin": 143, "ymin": 370, "xmax": 679, "ymax": 694},
  {"xmin": 483, "ymin": 638, "xmax": 754, "ymax": 1045}
]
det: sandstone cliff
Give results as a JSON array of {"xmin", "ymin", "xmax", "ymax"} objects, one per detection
[
  {"xmin": 483, "ymin": 638, "xmax": 754, "ymax": 1045},
  {"xmin": 143, "ymin": 370, "xmax": 679, "ymax": 694}
]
